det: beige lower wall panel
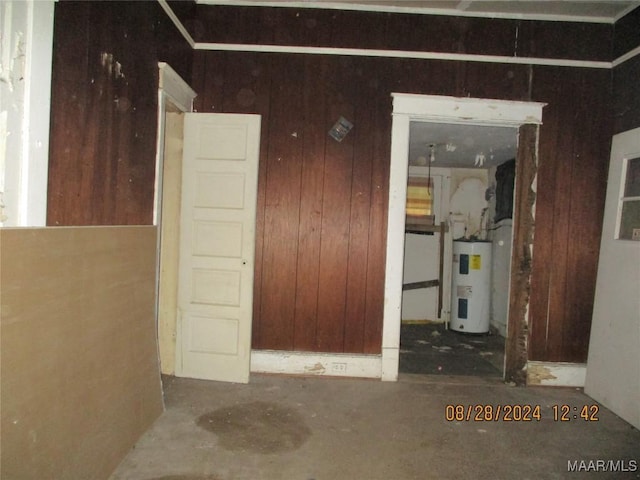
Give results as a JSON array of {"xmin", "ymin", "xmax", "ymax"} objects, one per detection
[{"xmin": 1, "ymin": 226, "xmax": 163, "ymax": 480}]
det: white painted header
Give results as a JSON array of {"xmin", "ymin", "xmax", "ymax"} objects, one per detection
[
  {"xmin": 158, "ymin": 62, "xmax": 197, "ymax": 112},
  {"xmin": 392, "ymin": 93, "xmax": 546, "ymax": 126}
]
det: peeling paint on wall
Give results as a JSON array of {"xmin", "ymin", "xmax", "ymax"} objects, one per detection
[
  {"xmin": 100, "ymin": 52, "xmax": 126, "ymax": 80},
  {"xmin": 304, "ymin": 362, "xmax": 327, "ymax": 374},
  {"xmin": 527, "ymin": 363, "xmax": 557, "ymax": 385},
  {"xmin": 450, "ymin": 169, "xmax": 489, "ymax": 239},
  {"xmin": 1, "ymin": 1, "xmax": 27, "ymax": 226},
  {"xmin": 505, "ymin": 124, "xmax": 538, "ymax": 385},
  {"xmin": 0, "ymin": 3, "xmax": 27, "ymax": 92},
  {"xmin": 1, "ymin": 0, "xmax": 54, "ymax": 227}
]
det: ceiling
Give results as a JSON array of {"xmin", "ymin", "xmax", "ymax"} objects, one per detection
[
  {"xmin": 201, "ymin": 1, "xmax": 640, "ymax": 23},
  {"xmin": 408, "ymin": 122, "xmax": 518, "ymax": 169}
]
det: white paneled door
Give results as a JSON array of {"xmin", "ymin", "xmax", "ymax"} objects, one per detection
[{"xmin": 176, "ymin": 113, "xmax": 261, "ymax": 383}]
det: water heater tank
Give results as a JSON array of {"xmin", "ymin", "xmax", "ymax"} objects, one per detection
[{"xmin": 450, "ymin": 240, "xmax": 492, "ymax": 334}]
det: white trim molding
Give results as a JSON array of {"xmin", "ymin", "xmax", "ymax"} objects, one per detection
[
  {"xmin": 527, "ymin": 361, "xmax": 587, "ymax": 387},
  {"xmin": 153, "ymin": 62, "xmax": 197, "ymax": 225},
  {"xmin": 392, "ymin": 93, "xmax": 546, "ymax": 126},
  {"xmin": 613, "ymin": 44, "xmax": 640, "ymax": 68},
  {"xmin": 251, "ymin": 350, "xmax": 382, "ymax": 379},
  {"xmin": 193, "ymin": 42, "xmax": 612, "ymax": 69},
  {"xmin": 158, "ymin": 62, "xmax": 197, "ymax": 113}
]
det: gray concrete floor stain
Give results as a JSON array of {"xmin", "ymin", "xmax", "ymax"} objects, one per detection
[
  {"xmin": 196, "ymin": 401, "xmax": 312, "ymax": 454},
  {"xmin": 110, "ymin": 375, "xmax": 640, "ymax": 480}
]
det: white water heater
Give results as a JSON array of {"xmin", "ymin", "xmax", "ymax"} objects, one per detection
[{"xmin": 450, "ymin": 240, "xmax": 492, "ymax": 333}]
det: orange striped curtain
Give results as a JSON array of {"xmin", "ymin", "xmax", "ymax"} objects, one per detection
[{"xmin": 406, "ymin": 176, "xmax": 434, "ymax": 225}]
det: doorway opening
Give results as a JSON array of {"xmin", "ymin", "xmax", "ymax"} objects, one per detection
[
  {"xmin": 382, "ymin": 93, "xmax": 545, "ymax": 383},
  {"xmin": 398, "ymin": 121, "xmax": 518, "ymax": 378}
]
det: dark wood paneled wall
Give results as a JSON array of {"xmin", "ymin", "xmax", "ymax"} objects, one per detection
[
  {"xmin": 193, "ymin": 53, "xmax": 402, "ymax": 353},
  {"xmin": 613, "ymin": 7, "xmax": 640, "ymax": 134},
  {"xmin": 613, "ymin": 55, "xmax": 640, "ymax": 134},
  {"xmin": 529, "ymin": 67, "xmax": 612, "ymax": 362},
  {"xmin": 193, "ymin": 33, "xmax": 611, "ymax": 357},
  {"xmin": 47, "ymin": 1, "xmax": 193, "ymax": 225},
  {"xmin": 613, "ymin": 6, "xmax": 640, "ymax": 59}
]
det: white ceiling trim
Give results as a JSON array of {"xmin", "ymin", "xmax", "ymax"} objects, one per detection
[
  {"xmin": 613, "ymin": 44, "xmax": 640, "ymax": 67},
  {"xmin": 194, "ymin": 42, "xmax": 612, "ymax": 69},
  {"xmin": 197, "ymin": 0, "xmax": 629, "ymax": 24}
]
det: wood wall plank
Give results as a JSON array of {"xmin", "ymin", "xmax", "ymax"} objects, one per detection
[
  {"xmin": 255, "ymin": 55, "xmax": 305, "ymax": 349},
  {"xmin": 250, "ymin": 54, "xmax": 273, "ymax": 348},
  {"xmin": 363, "ymin": 89, "xmax": 392, "ymax": 354},
  {"xmin": 343, "ymin": 78, "xmax": 375, "ymax": 353},
  {"xmin": 517, "ymin": 20, "xmax": 612, "ymax": 62},
  {"xmin": 563, "ymin": 70, "xmax": 611, "ymax": 361},
  {"xmin": 293, "ymin": 57, "xmax": 327, "ymax": 351},
  {"xmin": 316, "ymin": 95, "xmax": 355, "ymax": 351},
  {"xmin": 459, "ymin": 62, "xmax": 531, "ymax": 101}
]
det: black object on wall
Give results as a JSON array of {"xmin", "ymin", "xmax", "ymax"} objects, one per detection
[{"xmin": 495, "ymin": 159, "xmax": 516, "ymax": 223}]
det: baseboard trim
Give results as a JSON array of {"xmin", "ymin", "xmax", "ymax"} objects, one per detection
[
  {"xmin": 527, "ymin": 361, "xmax": 587, "ymax": 387},
  {"xmin": 251, "ymin": 350, "xmax": 382, "ymax": 379}
]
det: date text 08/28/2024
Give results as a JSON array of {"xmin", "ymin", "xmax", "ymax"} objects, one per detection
[{"xmin": 444, "ymin": 404, "xmax": 600, "ymax": 422}]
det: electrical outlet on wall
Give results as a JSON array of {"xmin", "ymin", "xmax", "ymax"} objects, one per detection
[
  {"xmin": 331, "ymin": 362, "xmax": 347, "ymax": 374},
  {"xmin": 632, "ymin": 228, "xmax": 640, "ymax": 241}
]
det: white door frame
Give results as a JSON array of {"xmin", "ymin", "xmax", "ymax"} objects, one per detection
[
  {"xmin": 382, "ymin": 93, "xmax": 545, "ymax": 381},
  {"xmin": 154, "ymin": 62, "xmax": 197, "ymax": 224},
  {"xmin": 154, "ymin": 63, "xmax": 196, "ymax": 375}
]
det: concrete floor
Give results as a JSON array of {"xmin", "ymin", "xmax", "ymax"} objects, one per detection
[
  {"xmin": 110, "ymin": 374, "xmax": 640, "ymax": 480},
  {"xmin": 400, "ymin": 323, "xmax": 505, "ymax": 376}
]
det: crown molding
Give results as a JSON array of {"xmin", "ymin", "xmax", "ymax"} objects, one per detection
[{"xmin": 193, "ymin": 42, "xmax": 612, "ymax": 69}]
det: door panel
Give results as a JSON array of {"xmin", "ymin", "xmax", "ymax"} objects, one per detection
[
  {"xmin": 585, "ymin": 127, "xmax": 640, "ymax": 429},
  {"xmin": 177, "ymin": 113, "xmax": 261, "ymax": 383}
]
